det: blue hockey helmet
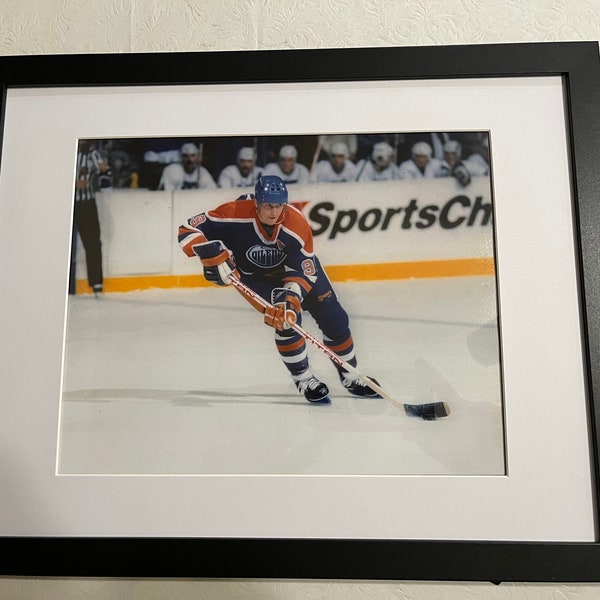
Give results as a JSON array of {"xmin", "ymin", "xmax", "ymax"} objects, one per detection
[{"xmin": 255, "ymin": 175, "xmax": 288, "ymax": 205}]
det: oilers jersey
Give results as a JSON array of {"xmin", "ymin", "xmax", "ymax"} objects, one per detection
[
  {"xmin": 178, "ymin": 198, "xmax": 318, "ymax": 298},
  {"xmin": 179, "ymin": 195, "xmax": 362, "ymax": 383}
]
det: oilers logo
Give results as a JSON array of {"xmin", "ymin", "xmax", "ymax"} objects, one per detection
[{"xmin": 246, "ymin": 244, "xmax": 287, "ymax": 269}]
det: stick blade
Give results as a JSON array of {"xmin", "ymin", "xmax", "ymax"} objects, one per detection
[{"xmin": 404, "ymin": 401, "xmax": 450, "ymax": 420}]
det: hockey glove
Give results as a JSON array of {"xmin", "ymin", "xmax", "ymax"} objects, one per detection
[
  {"xmin": 452, "ymin": 164, "xmax": 471, "ymax": 187},
  {"xmin": 193, "ymin": 240, "xmax": 239, "ymax": 286},
  {"xmin": 264, "ymin": 286, "xmax": 302, "ymax": 330}
]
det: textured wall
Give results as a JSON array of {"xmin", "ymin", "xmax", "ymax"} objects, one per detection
[
  {"xmin": 1, "ymin": 0, "xmax": 599, "ymax": 54},
  {"xmin": 1, "ymin": 0, "xmax": 600, "ymax": 598}
]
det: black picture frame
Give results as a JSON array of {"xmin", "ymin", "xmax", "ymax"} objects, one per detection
[{"xmin": 1, "ymin": 41, "xmax": 599, "ymax": 583}]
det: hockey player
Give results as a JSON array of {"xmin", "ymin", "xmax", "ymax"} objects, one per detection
[
  {"xmin": 158, "ymin": 142, "xmax": 217, "ymax": 191},
  {"xmin": 439, "ymin": 140, "xmax": 471, "ymax": 187},
  {"xmin": 397, "ymin": 141, "xmax": 443, "ymax": 179},
  {"xmin": 263, "ymin": 145, "xmax": 310, "ymax": 184},
  {"xmin": 355, "ymin": 142, "xmax": 398, "ymax": 181},
  {"xmin": 217, "ymin": 146, "xmax": 263, "ymax": 188},
  {"xmin": 310, "ymin": 142, "xmax": 358, "ymax": 183},
  {"xmin": 178, "ymin": 175, "xmax": 380, "ymax": 403}
]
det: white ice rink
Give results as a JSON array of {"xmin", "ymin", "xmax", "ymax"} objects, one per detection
[{"xmin": 58, "ymin": 276, "xmax": 504, "ymax": 476}]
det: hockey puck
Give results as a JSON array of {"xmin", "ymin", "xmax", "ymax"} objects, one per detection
[{"xmin": 404, "ymin": 401, "xmax": 449, "ymax": 420}]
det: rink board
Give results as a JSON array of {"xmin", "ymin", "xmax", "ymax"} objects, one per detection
[{"xmin": 74, "ymin": 177, "xmax": 494, "ymax": 293}]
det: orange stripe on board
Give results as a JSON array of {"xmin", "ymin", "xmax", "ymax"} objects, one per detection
[
  {"xmin": 75, "ymin": 274, "xmax": 206, "ymax": 295},
  {"xmin": 75, "ymin": 258, "xmax": 495, "ymax": 294},
  {"xmin": 325, "ymin": 258, "xmax": 496, "ymax": 282}
]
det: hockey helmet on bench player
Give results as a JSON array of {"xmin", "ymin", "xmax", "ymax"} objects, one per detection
[{"xmin": 255, "ymin": 175, "xmax": 288, "ymax": 205}]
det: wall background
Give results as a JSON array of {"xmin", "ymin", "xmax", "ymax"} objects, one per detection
[{"xmin": 1, "ymin": 0, "xmax": 599, "ymax": 598}]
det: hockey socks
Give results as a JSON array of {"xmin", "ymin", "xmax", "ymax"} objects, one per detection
[{"xmin": 324, "ymin": 332, "xmax": 381, "ymax": 398}]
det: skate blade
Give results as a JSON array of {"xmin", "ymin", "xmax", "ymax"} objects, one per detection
[{"xmin": 307, "ymin": 396, "xmax": 331, "ymax": 404}]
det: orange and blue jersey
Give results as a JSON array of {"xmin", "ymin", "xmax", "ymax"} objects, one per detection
[
  {"xmin": 178, "ymin": 198, "xmax": 318, "ymax": 298},
  {"xmin": 179, "ymin": 197, "xmax": 358, "ymax": 378}
]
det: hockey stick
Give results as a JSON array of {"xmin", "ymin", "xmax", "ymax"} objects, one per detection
[
  {"xmin": 228, "ymin": 274, "xmax": 449, "ymax": 420},
  {"xmin": 309, "ymin": 137, "xmax": 323, "ymax": 175}
]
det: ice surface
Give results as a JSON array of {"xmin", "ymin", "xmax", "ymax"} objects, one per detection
[{"xmin": 58, "ymin": 277, "xmax": 504, "ymax": 476}]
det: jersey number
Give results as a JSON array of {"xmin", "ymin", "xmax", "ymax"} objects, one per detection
[
  {"xmin": 301, "ymin": 259, "xmax": 316, "ymax": 277},
  {"xmin": 189, "ymin": 214, "xmax": 206, "ymax": 227}
]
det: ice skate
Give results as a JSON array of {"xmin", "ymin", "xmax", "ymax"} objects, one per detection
[
  {"xmin": 294, "ymin": 373, "xmax": 330, "ymax": 403},
  {"xmin": 339, "ymin": 371, "xmax": 381, "ymax": 398}
]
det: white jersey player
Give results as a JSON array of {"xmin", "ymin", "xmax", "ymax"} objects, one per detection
[
  {"xmin": 310, "ymin": 142, "xmax": 358, "ymax": 183},
  {"xmin": 438, "ymin": 140, "xmax": 472, "ymax": 187},
  {"xmin": 463, "ymin": 152, "xmax": 490, "ymax": 176},
  {"xmin": 217, "ymin": 146, "xmax": 263, "ymax": 188},
  {"xmin": 397, "ymin": 141, "xmax": 443, "ymax": 179},
  {"xmin": 158, "ymin": 143, "xmax": 217, "ymax": 191},
  {"xmin": 263, "ymin": 145, "xmax": 310, "ymax": 184},
  {"xmin": 355, "ymin": 142, "xmax": 398, "ymax": 181}
]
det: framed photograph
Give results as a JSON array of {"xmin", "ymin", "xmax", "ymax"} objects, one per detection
[
  {"xmin": 61, "ymin": 129, "xmax": 499, "ymax": 477},
  {"xmin": 0, "ymin": 42, "xmax": 599, "ymax": 582}
]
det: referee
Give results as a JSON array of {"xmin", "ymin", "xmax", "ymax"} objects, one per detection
[{"xmin": 71, "ymin": 140, "xmax": 111, "ymax": 296}]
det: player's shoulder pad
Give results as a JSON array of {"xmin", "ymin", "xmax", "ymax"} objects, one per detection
[
  {"xmin": 282, "ymin": 204, "xmax": 314, "ymax": 251},
  {"xmin": 285, "ymin": 203, "xmax": 310, "ymax": 226},
  {"xmin": 208, "ymin": 198, "xmax": 256, "ymax": 220}
]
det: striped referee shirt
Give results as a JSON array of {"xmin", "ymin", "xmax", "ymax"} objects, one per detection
[{"xmin": 75, "ymin": 145, "xmax": 111, "ymax": 202}]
